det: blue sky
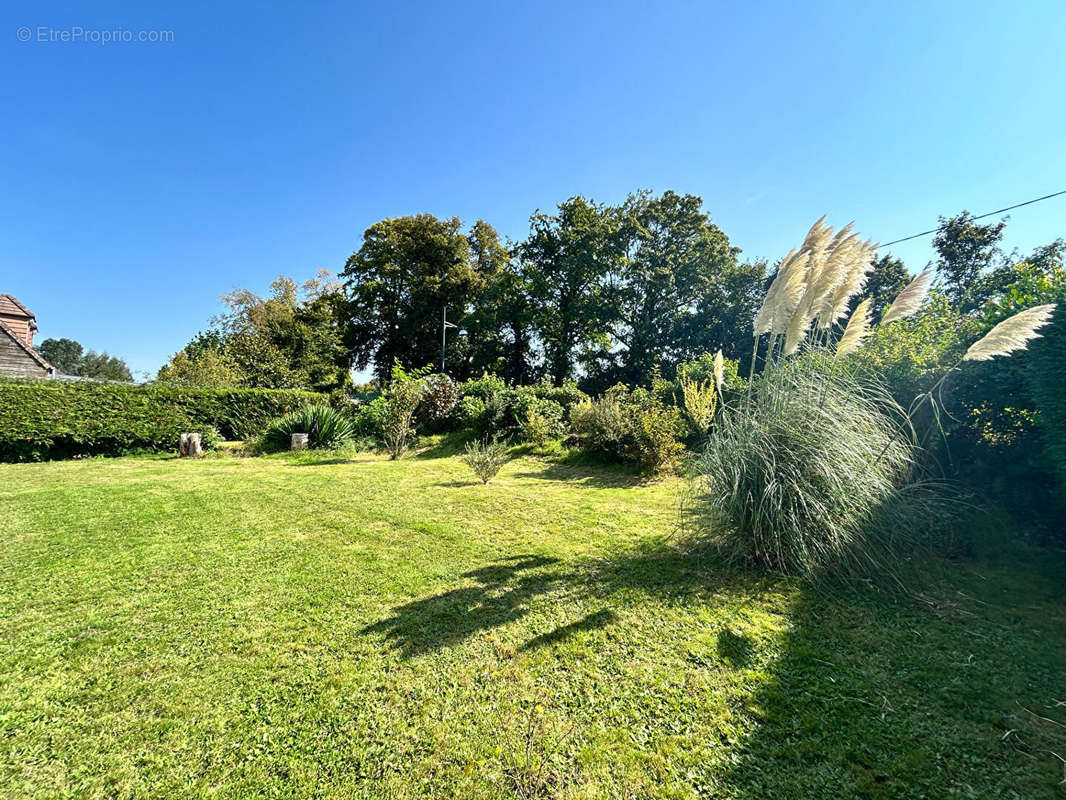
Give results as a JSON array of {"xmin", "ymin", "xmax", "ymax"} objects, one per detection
[{"xmin": 3, "ymin": 0, "xmax": 1065, "ymax": 378}]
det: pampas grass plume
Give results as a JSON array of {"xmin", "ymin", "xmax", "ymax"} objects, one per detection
[
  {"xmin": 882, "ymin": 268, "xmax": 934, "ymax": 325},
  {"xmin": 835, "ymin": 298, "xmax": 872, "ymax": 358},
  {"xmin": 963, "ymin": 304, "xmax": 1057, "ymax": 361}
]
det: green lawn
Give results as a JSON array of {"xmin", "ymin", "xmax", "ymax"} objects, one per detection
[{"xmin": 1, "ymin": 450, "xmax": 1064, "ymax": 799}]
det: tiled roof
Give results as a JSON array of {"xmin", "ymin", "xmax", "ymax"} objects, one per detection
[
  {"xmin": 0, "ymin": 318, "xmax": 53, "ymax": 372},
  {"xmin": 0, "ymin": 294, "xmax": 35, "ymax": 319}
]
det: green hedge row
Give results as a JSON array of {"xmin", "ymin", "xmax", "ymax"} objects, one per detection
[{"xmin": 0, "ymin": 379, "xmax": 321, "ymax": 461}]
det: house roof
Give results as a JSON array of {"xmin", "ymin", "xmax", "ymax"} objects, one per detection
[
  {"xmin": 0, "ymin": 318, "xmax": 53, "ymax": 372},
  {"xmin": 0, "ymin": 294, "xmax": 35, "ymax": 319}
]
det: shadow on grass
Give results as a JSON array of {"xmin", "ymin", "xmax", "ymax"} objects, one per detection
[
  {"xmin": 712, "ymin": 550, "xmax": 1066, "ymax": 798},
  {"xmin": 361, "ymin": 555, "xmax": 572, "ymax": 657},
  {"xmin": 519, "ymin": 609, "xmax": 616, "ymax": 651},
  {"xmin": 414, "ymin": 432, "xmax": 475, "ymax": 460},
  {"xmin": 358, "ymin": 513, "xmax": 1066, "ymax": 795},
  {"xmin": 512, "ymin": 460, "xmax": 653, "ymax": 489},
  {"xmin": 362, "ymin": 541, "xmax": 772, "ymax": 659}
]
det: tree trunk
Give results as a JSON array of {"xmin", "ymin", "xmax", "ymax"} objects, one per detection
[{"xmin": 179, "ymin": 433, "xmax": 203, "ymax": 458}]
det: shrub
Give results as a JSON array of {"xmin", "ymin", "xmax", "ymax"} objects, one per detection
[
  {"xmin": 418, "ymin": 374, "xmax": 460, "ymax": 429},
  {"xmin": 529, "ymin": 378, "xmax": 588, "ymax": 413},
  {"xmin": 679, "ymin": 375, "xmax": 717, "ymax": 435},
  {"xmin": 460, "ymin": 372, "xmax": 508, "ymax": 400},
  {"xmin": 461, "ymin": 438, "xmax": 510, "ymax": 483},
  {"xmin": 259, "ymin": 404, "xmax": 355, "ymax": 452},
  {"xmin": 569, "ymin": 385, "xmax": 685, "ymax": 471},
  {"xmin": 353, "ymin": 395, "xmax": 389, "ymax": 438},
  {"xmin": 456, "ymin": 395, "xmax": 486, "ymax": 430},
  {"xmin": 381, "ymin": 373, "xmax": 424, "ymax": 459},
  {"xmin": 0, "ymin": 379, "xmax": 314, "ymax": 461}
]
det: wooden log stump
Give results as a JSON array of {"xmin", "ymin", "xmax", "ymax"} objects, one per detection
[
  {"xmin": 179, "ymin": 432, "xmax": 203, "ymax": 457},
  {"xmin": 291, "ymin": 433, "xmax": 309, "ymax": 451}
]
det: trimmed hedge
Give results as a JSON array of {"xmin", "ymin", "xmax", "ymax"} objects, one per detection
[
  {"xmin": 0, "ymin": 379, "xmax": 321, "ymax": 461},
  {"xmin": 1028, "ymin": 303, "xmax": 1066, "ymax": 499}
]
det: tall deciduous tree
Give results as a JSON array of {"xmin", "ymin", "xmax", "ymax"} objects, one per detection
[
  {"xmin": 592, "ymin": 190, "xmax": 744, "ymax": 386},
  {"xmin": 461, "ymin": 223, "xmax": 536, "ymax": 382},
  {"xmin": 862, "ymin": 253, "xmax": 910, "ymax": 320},
  {"xmin": 521, "ymin": 197, "xmax": 622, "ymax": 383},
  {"xmin": 933, "ymin": 212, "xmax": 1007, "ymax": 308},
  {"xmin": 37, "ymin": 337, "xmax": 133, "ymax": 381},
  {"xmin": 341, "ymin": 214, "xmax": 492, "ymax": 381}
]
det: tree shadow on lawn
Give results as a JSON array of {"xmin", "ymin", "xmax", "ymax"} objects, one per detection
[
  {"xmin": 361, "ymin": 542, "xmax": 771, "ymax": 659},
  {"xmin": 511, "ymin": 461, "xmax": 654, "ymax": 489},
  {"xmin": 711, "ymin": 554, "xmax": 1066, "ymax": 798},
  {"xmin": 361, "ymin": 535, "xmax": 1066, "ymax": 795},
  {"xmin": 360, "ymin": 555, "xmax": 574, "ymax": 658}
]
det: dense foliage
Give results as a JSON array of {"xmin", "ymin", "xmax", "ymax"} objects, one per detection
[
  {"xmin": 694, "ymin": 359, "xmax": 929, "ymax": 578},
  {"xmin": 259, "ymin": 404, "xmax": 355, "ymax": 452},
  {"xmin": 158, "ymin": 271, "xmax": 351, "ymax": 392},
  {"xmin": 36, "ymin": 337, "xmax": 133, "ymax": 381},
  {"xmin": 0, "ymin": 379, "xmax": 319, "ymax": 461}
]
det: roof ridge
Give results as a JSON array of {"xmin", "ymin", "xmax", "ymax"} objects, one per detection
[{"xmin": 0, "ymin": 318, "xmax": 53, "ymax": 372}]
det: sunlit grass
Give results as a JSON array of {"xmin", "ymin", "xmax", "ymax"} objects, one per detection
[{"xmin": 1, "ymin": 451, "xmax": 1063, "ymax": 798}]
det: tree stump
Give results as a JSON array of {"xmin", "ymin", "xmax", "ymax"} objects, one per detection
[
  {"xmin": 291, "ymin": 433, "xmax": 309, "ymax": 451},
  {"xmin": 179, "ymin": 433, "xmax": 203, "ymax": 457}
]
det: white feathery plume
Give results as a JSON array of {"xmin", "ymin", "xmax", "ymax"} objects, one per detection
[
  {"xmin": 811, "ymin": 233, "xmax": 862, "ymax": 326},
  {"xmin": 835, "ymin": 298, "xmax": 872, "ymax": 358},
  {"xmin": 801, "ymin": 215, "xmax": 831, "ymax": 253},
  {"xmin": 881, "ymin": 268, "xmax": 934, "ymax": 325},
  {"xmin": 755, "ymin": 248, "xmax": 799, "ymax": 335},
  {"xmin": 770, "ymin": 252, "xmax": 811, "ymax": 336},
  {"xmin": 821, "ymin": 238, "xmax": 876, "ymax": 329},
  {"xmin": 783, "ymin": 299, "xmax": 812, "ymax": 355},
  {"xmin": 963, "ymin": 304, "xmax": 1057, "ymax": 361},
  {"xmin": 713, "ymin": 349, "xmax": 725, "ymax": 396}
]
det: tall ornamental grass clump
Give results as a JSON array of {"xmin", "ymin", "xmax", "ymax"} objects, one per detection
[
  {"xmin": 259, "ymin": 404, "xmax": 355, "ymax": 452},
  {"xmin": 694, "ymin": 216, "xmax": 1056, "ymax": 579},
  {"xmin": 694, "ymin": 360, "xmax": 918, "ymax": 577}
]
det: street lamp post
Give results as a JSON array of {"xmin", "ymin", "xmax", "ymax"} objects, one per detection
[{"xmin": 441, "ymin": 306, "xmax": 457, "ymax": 373}]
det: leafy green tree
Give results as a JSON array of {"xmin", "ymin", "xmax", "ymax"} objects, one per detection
[
  {"xmin": 36, "ymin": 338, "xmax": 83, "ymax": 374},
  {"xmin": 156, "ymin": 349, "xmax": 242, "ymax": 388},
  {"xmin": 161, "ymin": 271, "xmax": 351, "ymax": 391},
  {"xmin": 341, "ymin": 215, "xmax": 491, "ymax": 381},
  {"xmin": 460, "ymin": 224, "xmax": 538, "ymax": 382},
  {"xmin": 585, "ymin": 191, "xmax": 746, "ymax": 387},
  {"xmin": 932, "ymin": 212, "xmax": 1007, "ymax": 308},
  {"xmin": 78, "ymin": 351, "xmax": 134, "ymax": 382},
  {"xmin": 37, "ymin": 337, "xmax": 132, "ymax": 381},
  {"xmin": 521, "ymin": 197, "xmax": 622, "ymax": 383},
  {"xmin": 863, "ymin": 253, "xmax": 911, "ymax": 320}
]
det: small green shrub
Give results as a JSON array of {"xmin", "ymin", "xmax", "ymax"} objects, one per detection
[
  {"xmin": 381, "ymin": 373, "xmax": 424, "ymax": 459},
  {"xmin": 679, "ymin": 375, "xmax": 717, "ymax": 435},
  {"xmin": 352, "ymin": 396, "xmax": 389, "ymax": 438},
  {"xmin": 259, "ymin": 404, "xmax": 355, "ymax": 452},
  {"xmin": 461, "ymin": 438, "xmax": 510, "ymax": 483},
  {"xmin": 569, "ymin": 385, "xmax": 685, "ymax": 472}
]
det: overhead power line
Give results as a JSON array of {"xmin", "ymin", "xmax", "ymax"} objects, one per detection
[{"xmin": 879, "ymin": 188, "xmax": 1066, "ymax": 248}]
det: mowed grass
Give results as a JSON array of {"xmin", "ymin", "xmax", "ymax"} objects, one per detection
[{"xmin": 1, "ymin": 451, "xmax": 1064, "ymax": 799}]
